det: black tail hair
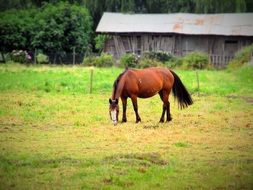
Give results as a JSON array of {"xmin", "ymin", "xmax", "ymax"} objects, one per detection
[{"xmin": 170, "ymin": 70, "xmax": 193, "ymax": 109}]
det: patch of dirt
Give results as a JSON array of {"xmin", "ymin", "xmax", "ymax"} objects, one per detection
[
  {"xmin": 227, "ymin": 95, "xmax": 253, "ymax": 104},
  {"xmin": 104, "ymin": 152, "xmax": 168, "ymax": 166}
]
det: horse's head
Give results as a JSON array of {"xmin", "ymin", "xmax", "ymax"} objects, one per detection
[{"xmin": 109, "ymin": 98, "xmax": 119, "ymax": 126}]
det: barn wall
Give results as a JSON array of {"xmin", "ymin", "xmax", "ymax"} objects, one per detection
[
  {"xmin": 104, "ymin": 34, "xmax": 175, "ymax": 59},
  {"xmin": 104, "ymin": 34, "xmax": 253, "ymax": 66}
]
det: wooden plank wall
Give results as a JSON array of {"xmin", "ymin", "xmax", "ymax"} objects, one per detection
[
  {"xmin": 104, "ymin": 34, "xmax": 253, "ymax": 67},
  {"xmin": 105, "ymin": 35, "xmax": 175, "ymax": 59}
]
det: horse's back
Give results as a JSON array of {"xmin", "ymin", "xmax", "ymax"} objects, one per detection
[{"xmin": 123, "ymin": 67, "xmax": 174, "ymax": 98}]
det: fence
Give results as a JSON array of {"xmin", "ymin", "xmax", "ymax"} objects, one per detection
[
  {"xmin": 34, "ymin": 50, "xmax": 86, "ymax": 65},
  {"xmin": 209, "ymin": 54, "xmax": 234, "ymax": 68},
  {"xmin": 1, "ymin": 49, "xmax": 235, "ymax": 68}
]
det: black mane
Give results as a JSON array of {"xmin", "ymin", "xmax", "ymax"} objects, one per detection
[{"xmin": 113, "ymin": 69, "xmax": 128, "ymax": 99}]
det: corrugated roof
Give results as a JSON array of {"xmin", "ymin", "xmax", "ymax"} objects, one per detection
[{"xmin": 96, "ymin": 12, "xmax": 253, "ymax": 36}]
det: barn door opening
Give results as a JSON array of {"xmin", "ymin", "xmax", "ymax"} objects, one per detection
[{"xmin": 224, "ymin": 40, "xmax": 238, "ymax": 56}]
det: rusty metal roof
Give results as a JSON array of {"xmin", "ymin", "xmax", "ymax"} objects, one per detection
[{"xmin": 96, "ymin": 12, "xmax": 253, "ymax": 36}]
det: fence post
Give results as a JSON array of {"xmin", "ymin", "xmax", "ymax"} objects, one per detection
[
  {"xmin": 34, "ymin": 49, "xmax": 37, "ymax": 64},
  {"xmin": 73, "ymin": 47, "xmax": 76, "ymax": 65},
  {"xmin": 89, "ymin": 68, "xmax": 94, "ymax": 94},
  {"xmin": 196, "ymin": 70, "xmax": 200, "ymax": 96}
]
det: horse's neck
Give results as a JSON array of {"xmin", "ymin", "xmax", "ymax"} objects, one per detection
[{"xmin": 112, "ymin": 76, "xmax": 125, "ymax": 100}]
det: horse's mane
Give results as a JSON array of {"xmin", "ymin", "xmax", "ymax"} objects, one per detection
[{"xmin": 113, "ymin": 69, "xmax": 128, "ymax": 99}]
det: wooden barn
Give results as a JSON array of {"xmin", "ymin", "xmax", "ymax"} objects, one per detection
[{"xmin": 96, "ymin": 13, "xmax": 253, "ymax": 67}]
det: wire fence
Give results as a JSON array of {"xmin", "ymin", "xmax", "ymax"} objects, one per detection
[{"xmin": 0, "ymin": 50, "xmax": 90, "ymax": 65}]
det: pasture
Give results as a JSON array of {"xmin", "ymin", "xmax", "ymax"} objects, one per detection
[{"xmin": 0, "ymin": 63, "xmax": 253, "ymax": 190}]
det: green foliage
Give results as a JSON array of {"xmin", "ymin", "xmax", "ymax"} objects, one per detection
[
  {"xmin": 165, "ymin": 57, "xmax": 183, "ymax": 69},
  {"xmin": 120, "ymin": 53, "xmax": 139, "ymax": 68},
  {"xmin": 0, "ymin": 2, "xmax": 92, "ymax": 56},
  {"xmin": 36, "ymin": 53, "xmax": 49, "ymax": 64},
  {"xmin": 229, "ymin": 44, "xmax": 253, "ymax": 68},
  {"xmin": 0, "ymin": 9, "xmax": 36, "ymax": 52},
  {"xmin": 143, "ymin": 51, "xmax": 175, "ymax": 63},
  {"xmin": 94, "ymin": 53, "xmax": 114, "ymax": 67},
  {"xmin": 182, "ymin": 52, "xmax": 209, "ymax": 69},
  {"xmin": 95, "ymin": 35, "xmax": 108, "ymax": 53},
  {"xmin": 83, "ymin": 56, "xmax": 96, "ymax": 67},
  {"xmin": 83, "ymin": 53, "xmax": 114, "ymax": 67},
  {"xmin": 138, "ymin": 58, "xmax": 163, "ymax": 68},
  {"xmin": 10, "ymin": 50, "xmax": 32, "ymax": 63},
  {"xmin": 32, "ymin": 2, "xmax": 92, "ymax": 53}
]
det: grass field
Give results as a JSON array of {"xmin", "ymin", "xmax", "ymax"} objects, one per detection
[{"xmin": 0, "ymin": 63, "xmax": 253, "ymax": 189}]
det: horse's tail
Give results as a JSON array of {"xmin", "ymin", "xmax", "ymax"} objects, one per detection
[{"xmin": 170, "ymin": 70, "xmax": 193, "ymax": 109}]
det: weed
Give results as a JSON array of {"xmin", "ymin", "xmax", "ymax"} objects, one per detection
[{"xmin": 174, "ymin": 142, "xmax": 189, "ymax": 148}]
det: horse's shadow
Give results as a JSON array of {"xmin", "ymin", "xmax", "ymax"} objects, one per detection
[{"xmin": 142, "ymin": 123, "xmax": 161, "ymax": 129}]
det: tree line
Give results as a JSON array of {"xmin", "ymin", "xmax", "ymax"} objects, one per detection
[
  {"xmin": 0, "ymin": 0, "xmax": 252, "ymax": 58},
  {"xmin": 0, "ymin": 2, "xmax": 92, "ymax": 58}
]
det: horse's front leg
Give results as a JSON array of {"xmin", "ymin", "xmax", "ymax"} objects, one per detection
[
  {"xmin": 121, "ymin": 97, "xmax": 127, "ymax": 122},
  {"xmin": 130, "ymin": 96, "xmax": 141, "ymax": 123}
]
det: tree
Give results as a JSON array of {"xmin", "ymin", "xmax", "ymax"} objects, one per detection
[
  {"xmin": 31, "ymin": 2, "xmax": 92, "ymax": 53},
  {"xmin": 0, "ymin": 9, "xmax": 35, "ymax": 52}
]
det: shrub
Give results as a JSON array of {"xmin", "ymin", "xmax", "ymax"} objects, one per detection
[
  {"xmin": 83, "ymin": 53, "xmax": 114, "ymax": 67},
  {"xmin": 83, "ymin": 56, "xmax": 96, "ymax": 66},
  {"xmin": 229, "ymin": 44, "xmax": 253, "ymax": 68},
  {"xmin": 143, "ymin": 51, "xmax": 175, "ymax": 63},
  {"xmin": 10, "ymin": 50, "xmax": 32, "ymax": 63},
  {"xmin": 138, "ymin": 58, "xmax": 163, "ymax": 68},
  {"xmin": 94, "ymin": 53, "xmax": 114, "ymax": 67},
  {"xmin": 182, "ymin": 52, "xmax": 209, "ymax": 69},
  {"xmin": 165, "ymin": 57, "xmax": 183, "ymax": 68},
  {"xmin": 36, "ymin": 53, "xmax": 49, "ymax": 64},
  {"xmin": 120, "ymin": 53, "xmax": 139, "ymax": 68},
  {"xmin": 95, "ymin": 35, "xmax": 108, "ymax": 53}
]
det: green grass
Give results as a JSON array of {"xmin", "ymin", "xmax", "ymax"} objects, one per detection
[
  {"xmin": 0, "ymin": 63, "xmax": 253, "ymax": 189},
  {"xmin": 1, "ymin": 63, "xmax": 253, "ymax": 96}
]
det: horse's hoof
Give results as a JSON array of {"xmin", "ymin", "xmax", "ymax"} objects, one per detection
[
  {"xmin": 167, "ymin": 118, "xmax": 172, "ymax": 122},
  {"xmin": 122, "ymin": 118, "xmax": 127, "ymax": 123},
  {"xmin": 159, "ymin": 119, "xmax": 164, "ymax": 123}
]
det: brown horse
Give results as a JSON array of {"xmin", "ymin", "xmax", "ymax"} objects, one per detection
[{"xmin": 109, "ymin": 67, "xmax": 193, "ymax": 125}]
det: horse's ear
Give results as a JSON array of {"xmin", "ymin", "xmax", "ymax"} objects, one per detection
[
  {"xmin": 115, "ymin": 99, "xmax": 118, "ymax": 104},
  {"xmin": 109, "ymin": 98, "xmax": 112, "ymax": 104}
]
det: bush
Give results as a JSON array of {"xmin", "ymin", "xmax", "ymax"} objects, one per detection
[
  {"xmin": 95, "ymin": 53, "xmax": 114, "ymax": 67},
  {"xmin": 36, "ymin": 53, "xmax": 49, "ymax": 64},
  {"xmin": 165, "ymin": 57, "xmax": 183, "ymax": 68},
  {"xmin": 10, "ymin": 50, "xmax": 32, "ymax": 63},
  {"xmin": 182, "ymin": 52, "xmax": 209, "ymax": 69},
  {"xmin": 83, "ymin": 53, "xmax": 114, "ymax": 67},
  {"xmin": 138, "ymin": 58, "xmax": 163, "ymax": 68},
  {"xmin": 229, "ymin": 44, "xmax": 253, "ymax": 68},
  {"xmin": 83, "ymin": 56, "xmax": 96, "ymax": 67},
  {"xmin": 120, "ymin": 53, "xmax": 139, "ymax": 68},
  {"xmin": 95, "ymin": 35, "xmax": 108, "ymax": 53},
  {"xmin": 143, "ymin": 51, "xmax": 175, "ymax": 62}
]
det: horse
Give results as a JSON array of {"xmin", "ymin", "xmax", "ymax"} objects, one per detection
[{"xmin": 109, "ymin": 67, "xmax": 193, "ymax": 125}]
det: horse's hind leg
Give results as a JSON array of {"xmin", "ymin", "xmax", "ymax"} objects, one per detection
[
  {"xmin": 159, "ymin": 90, "xmax": 172, "ymax": 123},
  {"xmin": 130, "ymin": 96, "xmax": 141, "ymax": 123},
  {"xmin": 167, "ymin": 102, "xmax": 172, "ymax": 122}
]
